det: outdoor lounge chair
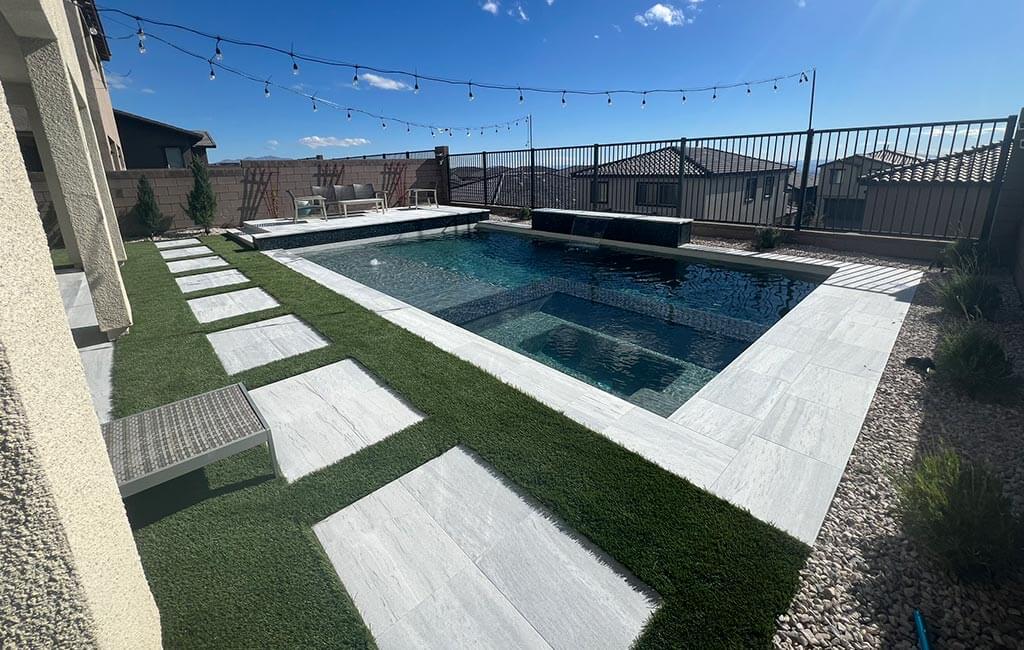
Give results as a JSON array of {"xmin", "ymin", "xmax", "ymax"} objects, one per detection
[
  {"xmin": 332, "ymin": 183, "xmax": 388, "ymax": 216},
  {"xmin": 101, "ymin": 383, "xmax": 279, "ymax": 497},
  {"xmin": 287, "ymin": 189, "xmax": 327, "ymax": 222}
]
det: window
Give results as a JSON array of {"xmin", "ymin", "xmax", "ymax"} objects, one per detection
[
  {"xmin": 635, "ymin": 182, "xmax": 678, "ymax": 207},
  {"xmin": 164, "ymin": 147, "xmax": 185, "ymax": 168},
  {"xmin": 743, "ymin": 177, "xmax": 758, "ymax": 202},
  {"xmin": 830, "ymin": 168, "xmax": 843, "ymax": 185},
  {"xmin": 763, "ymin": 175, "xmax": 775, "ymax": 200},
  {"xmin": 591, "ymin": 180, "xmax": 608, "ymax": 204}
]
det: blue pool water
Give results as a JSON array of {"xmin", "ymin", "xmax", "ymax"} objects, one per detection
[{"xmin": 304, "ymin": 231, "xmax": 819, "ymax": 416}]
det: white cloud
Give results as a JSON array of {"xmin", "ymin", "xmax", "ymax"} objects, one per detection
[
  {"xmin": 481, "ymin": 1, "xmax": 499, "ymax": 14},
  {"xmin": 593, "ymin": 34, "xmax": 600, "ymax": 39},
  {"xmin": 546, "ymin": 0, "xmax": 554, "ymax": 4},
  {"xmin": 507, "ymin": 3, "xmax": 528, "ymax": 20},
  {"xmin": 106, "ymin": 70, "xmax": 131, "ymax": 90},
  {"xmin": 299, "ymin": 136, "xmax": 371, "ymax": 149},
  {"xmin": 634, "ymin": 3, "xmax": 686, "ymax": 27},
  {"xmin": 265, "ymin": 139, "xmax": 279, "ymax": 150},
  {"xmin": 796, "ymin": 0, "xmax": 807, "ymax": 6},
  {"xmin": 612, "ymin": 23, "xmax": 622, "ymax": 32},
  {"xmin": 140, "ymin": 87, "xmax": 156, "ymax": 94},
  {"xmin": 517, "ymin": 3, "xmax": 529, "ymax": 20},
  {"xmin": 361, "ymin": 72, "xmax": 411, "ymax": 91}
]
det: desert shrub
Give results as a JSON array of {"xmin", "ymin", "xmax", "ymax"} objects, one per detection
[
  {"xmin": 517, "ymin": 207, "xmax": 532, "ymax": 221},
  {"xmin": 936, "ymin": 265, "xmax": 1001, "ymax": 319},
  {"xmin": 942, "ymin": 238, "xmax": 988, "ymax": 272},
  {"xmin": 935, "ymin": 322, "xmax": 1018, "ymax": 399},
  {"xmin": 899, "ymin": 447, "xmax": 1020, "ymax": 581},
  {"xmin": 186, "ymin": 158, "xmax": 217, "ymax": 234},
  {"xmin": 751, "ymin": 226, "xmax": 784, "ymax": 251},
  {"xmin": 133, "ymin": 175, "xmax": 170, "ymax": 238}
]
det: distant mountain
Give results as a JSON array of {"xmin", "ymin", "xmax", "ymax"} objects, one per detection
[{"xmin": 212, "ymin": 155, "xmax": 292, "ymax": 165}]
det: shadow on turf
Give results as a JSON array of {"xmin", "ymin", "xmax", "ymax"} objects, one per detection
[{"xmin": 125, "ymin": 467, "xmax": 276, "ymax": 529}]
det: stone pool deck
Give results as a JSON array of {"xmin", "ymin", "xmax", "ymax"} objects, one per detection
[{"xmin": 265, "ymin": 239, "xmax": 922, "ymax": 544}]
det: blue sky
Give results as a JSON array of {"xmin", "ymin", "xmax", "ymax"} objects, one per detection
[{"xmin": 100, "ymin": 0, "xmax": 1024, "ymax": 162}]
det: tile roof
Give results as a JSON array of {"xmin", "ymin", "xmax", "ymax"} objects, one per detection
[
  {"xmin": 861, "ymin": 149, "xmax": 923, "ymax": 167},
  {"xmin": 450, "ymin": 169, "xmax": 582, "ymax": 208},
  {"xmin": 859, "ymin": 143, "xmax": 1003, "ymax": 184},
  {"xmin": 573, "ymin": 146, "xmax": 794, "ymax": 178}
]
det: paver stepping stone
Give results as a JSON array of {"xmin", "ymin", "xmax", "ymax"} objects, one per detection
[
  {"xmin": 206, "ymin": 314, "xmax": 327, "ymax": 374},
  {"xmin": 187, "ymin": 287, "xmax": 279, "ymax": 323},
  {"xmin": 249, "ymin": 359, "xmax": 424, "ymax": 482},
  {"xmin": 167, "ymin": 256, "xmax": 229, "ymax": 274},
  {"xmin": 154, "ymin": 238, "xmax": 202, "ymax": 249},
  {"xmin": 314, "ymin": 446, "xmax": 659, "ymax": 649},
  {"xmin": 175, "ymin": 269, "xmax": 249, "ymax": 294},
  {"xmin": 161, "ymin": 245, "xmax": 213, "ymax": 260}
]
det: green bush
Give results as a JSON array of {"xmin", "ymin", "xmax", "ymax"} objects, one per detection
[
  {"xmin": 133, "ymin": 175, "xmax": 170, "ymax": 238},
  {"xmin": 517, "ymin": 207, "xmax": 532, "ymax": 221},
  {"xmin": 936, "ymin": 266, "xmax": 1001, "ymax": 319},
  {"xmin": 752, "ymin": 226, "xmax": 784, "ymax": 251},
  {"xmin": 935, "ymin": 322, "xmax": 1018, "ymax": 399},
  {"xmin": 943, "ymin": 238, "xmax": 989, "ymax": 272},
  {"xmin": 899, "ymin": 447, "xmax": 1020, "ymax": 581},
  {"xmin": 186, "ymin": 158, "xmax": 217, "ymax": 233}
]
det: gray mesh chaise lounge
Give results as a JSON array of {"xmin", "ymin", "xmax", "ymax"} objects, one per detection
[
  {"xmin": 332, "ymin": 183, "xmax": 388, "ymax": 216},
  {"xmin": 102, "ymin": 383, "xmax": 279, "ymax": 497}
]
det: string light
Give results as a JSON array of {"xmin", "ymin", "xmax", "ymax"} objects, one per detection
[
  {"xmin": 712, "ymin": 87, "xmax": 718, "ymax": 101},
  {"xmin": 413, "ymin": 74, "xmax": 420, "ymax": 94},
  {"xmin": 641, "ymin": 92, "xmax": 647, "ymax": 109},
  {"xmin": 208, "ymin": 60, "xmax": 215, "ymax": 80},
  {"xmin": 468, "ymin": 82, "xmax": 475, "ymax": 102},
  {"xmin": 311, "ymin": 96, "xmax": 317, "ymax": 111},
  {"xmin": 681, "ymin": 94, "xmax": 687, "ymax": 104},
  {"xmin": 561, "ymin": 90, "xmax": 566, "ymax": 108},
  {"xmin": 773, "ymin": 79, "xmax": 779, "ymax": 92},
  {"xmin": 108, "ymin": 7, "xmax": 809, "ymax": 107},
  {"xmin": 466, "ymin": 129, "xmax": 471, "ymax": 137},
  {"xmin": 346, "ymin": 109, "xmax": 351, "ymax": 120},
  {"xmin": 264, "ymin": 80, "xmax": 270, "ymax": 98},
  {"xmin": 136, "ymin": 20, "xmax": 146, "ymax": 53},
  {"xmin": 352, "ymin": 65, "xmax": 359, "ymax": 86},
  {"xmin": 607, "ymin": 92, "xmax": 612, "ymax": 107},
  {"xmin": 746, "ymin": 84, "xmax": 751, "ymax": 95},
  {"xmin": 214, "ymin": 36, "xmax": 223, "ymax": 61},
  {"xmin": 381, "ymin": 119, "xmax": 386, "ymax": 129}
]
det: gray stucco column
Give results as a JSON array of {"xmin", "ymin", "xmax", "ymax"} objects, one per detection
[
  {"xmin": 77, "ymin": 103, "xmax": 126, "ymax": 262},
  {"xmin": 19, "ymin": 37, "xmax": 131, "ymax": 336}
]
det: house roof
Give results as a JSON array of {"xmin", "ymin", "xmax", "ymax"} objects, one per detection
[
  {"xmin": 450, "ymin": 169, "xmax": 580, "ymax": 207},
  {"xmin": 818, "ymin": 149, "xmax": 923, "ymax": 169},
  {"xmin": 113, "ymin": 110, "xmax": 217, "ymax": 148},
  {"xmin": 859, "ymin": 143, "xmax": 1003, "ymax": 185},
  {"xmin": 573, "ymin": 146, "xmax": 794, "ymax": 178}
]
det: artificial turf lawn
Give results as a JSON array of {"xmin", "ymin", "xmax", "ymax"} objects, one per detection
[{"xmin": 117, "ymin": 235, "xmax": 809, "ymax": 648}]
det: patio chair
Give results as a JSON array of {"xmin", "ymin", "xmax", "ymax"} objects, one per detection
[
  {"xmin": 311, "ymin": 185, "xmax": 337, "ymax": 216},
  {"xmin": 333, "ymin": 183, "xmax": 388, "ymax": 216},
  {"xmin": 408, "ymin": 182, "xmax": 439, "ymax": 208},
  {"xmin": 287, "ymin": 189, "xmax": 327, "ymax": 222}
]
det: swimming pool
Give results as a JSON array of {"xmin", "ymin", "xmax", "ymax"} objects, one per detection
[{"xmin": 303, "ymin": 231, "xmax": 819, "ymax": 416}]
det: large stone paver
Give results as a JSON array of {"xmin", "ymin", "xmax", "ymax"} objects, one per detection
[
  {"xmin": 314, "ymin": 447, "xmax": 659, "ymax": 649},
  {"xmin": 160, "ymin": 245, "xmax": 212, "ymax": 260},
  {"xmin": 186, "ymin": 287, "xmax": 279, "ymax": 323},
  {"xmin": 167, "ymin": 256, "xmax": 229, "ymax": 274},
  {"xmin": 175, "ymin": 269, "xmax": 249, "ymax": 294},
  {"xmin": 154, "ymin": 238, "xmax": 201, "ymax": 250},
  {"xmin": 249, "ymin": 360, "xmax": 423, "ymax": 482},
  {"xmin": 205, "ymin": 314, "xmax": 327, "ymax": 374}
]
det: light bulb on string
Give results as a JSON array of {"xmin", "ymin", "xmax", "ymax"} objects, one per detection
[
  {"xmin": 406, "ymin": 124, "xmax": 410, "ymax": 133},
  {"xmin": 311, "ymin": 97, "xmax": 317, "ymax": 112},
  {"xmin": 467, "ymin": 129, "xmax": 471, "ymax": 137},
  {"xmin": 561, "ymin": 90, "xmax": 567, "ymax": 108},
  {"xmin": 712, "ymin": 87, "xmax": 718, "ymax": 101},
  {"xmin": 468, "ymin": 82, "xmax": 475, "ymax": 102},
  {"xmin": 290, "ymin": 49, "xmax": 299, "ymax": 75},
  {"xmin": 746, "ymin": 85, "xmax": 751, "ymax": 96},
  {"xmin": 518, "ymin": 86, "xmax": 524, "ymax": 104},
  {"xmin": 607, "ymin": 92, "xmax": 613, "ymax": 107},
  {"xmin": 136, "ymin": 22, "xmax": 146, "ymax": 54},
  {"xmin": 681, "ymin": 94, "xmax": 687, "ymax": 104},
  {"xmin": 773, "ymin": 79, "xmax": 779, "ymax": 92},
  {"xmin": 353, "ymin": 66, "xmax": 360, "ymax": 86},
  {"xmin": 641, "ymin": 92, "xmax": 647, "ymax": 109},
  {"xmin": 430, "ymin": 129, "xmax": 435, "ymax": 137},
  {"xmin": 413, "ymin": 74, "xmax": 420, "ymax": 94},
  {"xmin": 381, "ymin": 120, "xmax": 387, "ymax": 130},
  {"xmin": 214, "ymin": 37, "xmax": 223, "ymax": 61},
  {"xmin": 208, "ymin": 61, "xmax": 216, "ymax": 81},
  {"xmin": 264, "ymin": 81, "xmax": 271, "ymax": 98}
]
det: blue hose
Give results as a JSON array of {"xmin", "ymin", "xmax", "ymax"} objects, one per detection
[{"xmin": 914, "ymin": 609, "xmax": 931, "ymax": 650}]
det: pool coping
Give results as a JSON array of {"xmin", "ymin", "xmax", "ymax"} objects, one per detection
[{"xmin": 263, "ymin": 229, "xmax": 923, "ymax": 545}]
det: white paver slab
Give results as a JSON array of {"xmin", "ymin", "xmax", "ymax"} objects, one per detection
[
  {"xmin": 167, "ymin": 256, "xmax": 229, "ymax": 274},
  {"xmin": 249, "ymin": 359, "xmax": 423, "ymax": 482},
  {"xmin": 314, "ymin": 447, "xmax": 659, "ymax": 649},
  {"xmin": 154, "ymin": 237, "xmax": 201, "ymax": 249},
  {"xmin": 187, "ymin": 287, "xmax": 279, "ymax": 323},
  {"xmin": 175, "ymin": 269, "xmax": 249, "ymax": 294},
  {"xmin": 206, "ymin": 314, "xmax": 328, "ymax": 374},
  {"xmin": 160, "ymin": 245, "xmax": 213, "ymax": 260},
  {"xmin": 79, "ymin": 342, "xmax": 113, "ymax": 423}
]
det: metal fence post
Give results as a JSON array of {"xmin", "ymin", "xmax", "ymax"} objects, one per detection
[
  {"xmin": 482, "ymin": 152, "xmax": 488, "ymax": 205},
  {"xmin": 405, "ymin": 151, "xmax": 410, "ymax": 159},
  {"xmin": 591, "ymin": 143, "xmax": 599, "ymax": 210},
  {"xmin": 979, "ymin": 113, "xmax": 1019, "ymax": 242},
  {"xmin": 529, "ymin": 147, "xmax": 536, "ymax": 209},
  {"xmin": 677, "ymin": 137, "xmax": 687, "ymax": 218},
  {"xmin": 795, "ymin": 129, "xmax": 815, "ymax": 231}
]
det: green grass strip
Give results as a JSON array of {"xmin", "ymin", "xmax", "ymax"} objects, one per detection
[{"xmin": 118, "ymin": 235, "xmax": 808, "ymax": 648}]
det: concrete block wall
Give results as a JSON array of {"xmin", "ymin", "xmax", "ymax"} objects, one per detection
[{"xmin": 32, "ymin": 157, "xmax": 443, "ymax": 241}]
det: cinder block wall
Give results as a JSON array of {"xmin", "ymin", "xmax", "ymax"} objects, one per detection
[{"xmin": 32, "ymin": 157, "xmax": 443, "ymax": 240}]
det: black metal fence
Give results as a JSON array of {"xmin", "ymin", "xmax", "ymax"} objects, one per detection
[
  {"xmin": 447, "ymin": 115, "xmax": 1017, "ymax": 240},
  {"xmin": 338, "ymin": 149, "xmax": 435, "ymax": 160}
]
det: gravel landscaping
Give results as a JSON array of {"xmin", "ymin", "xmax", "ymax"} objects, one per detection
[{"xmin": 699, "ymin": 235, "xmax": 1024, "ymax": 649}]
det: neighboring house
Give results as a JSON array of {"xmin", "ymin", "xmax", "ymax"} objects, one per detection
[
  {"xmin": 859, "ymin": 143, "xmax": 1004, "ymax": 238},
  {"xmin": 571, "ymin": 146, "xmax": 794, "ymax": 222},
  {"xmin": 450, "ymin": 166, "xmax": 584, "ymax": 208},
  {"xmin": 114, "ymin": 109, "xmax": 216, "ymax": 168},
  {"xmin": 814, "ymin": 149, "xmax": 922, "ymax": 229}
]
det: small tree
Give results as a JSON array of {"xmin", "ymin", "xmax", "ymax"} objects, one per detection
[
  {"xmin": 186, "ymin": 157, "xmax": 217, "ymax": 234},
  {"xmin": 134, "ymin": 175, "xmax": 170, "ymax": 238}
]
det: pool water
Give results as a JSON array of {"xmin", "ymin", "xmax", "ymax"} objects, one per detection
[{"xmin": 304, "ymin": 231, "xmax": 819, "ymax": 416}]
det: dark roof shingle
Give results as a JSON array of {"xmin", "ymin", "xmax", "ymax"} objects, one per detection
[
  {"xmin": 574, "ymin": 146, "xmax": 793, "ymax": 178},
  {"xmin": 860, "ymin": 143, "xmax": 1003, "ymax": 184}
]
